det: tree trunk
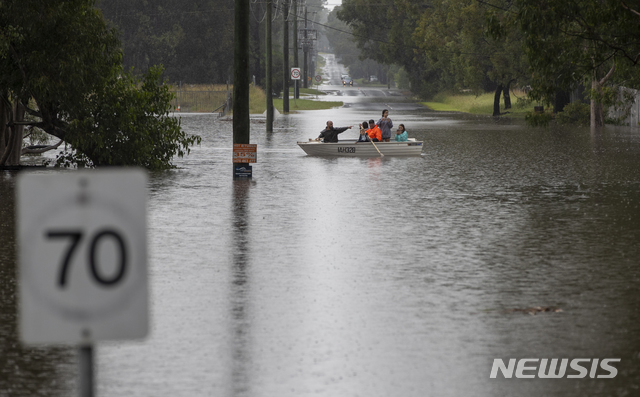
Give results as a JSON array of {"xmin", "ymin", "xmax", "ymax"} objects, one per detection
[
  {"xmin": 0, "ymin": 101, "xmax": 21, "ymax": 166},
  {"xmin": 0, "ymin": 98, "xmax": 7, "ymax": 158},
  {"xmin": 590, "ymin": 80, "xmax": 604, "ymax": 128},
  {"xmin": 590, "ymin": 63, "xmax": 615, "ymax": 128},
  {"xmin": 8, "ymin": 102, "xmax": 25, "ymax": 165},
  {"xmin": 503, "ymin": 82, "xmax": 512, "ymax": 110},
  {"xmin": 493, "ymin": 84, "xmax": 503, "ymax": 116}
]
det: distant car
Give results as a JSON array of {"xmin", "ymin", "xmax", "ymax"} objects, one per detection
[
  {"xmin": 370, "ymin": 75, "xmax": 378, "ymax": 82},
  {"xmin": 342, "ymin": 76, "xmax": 353, "ymax": 86}
]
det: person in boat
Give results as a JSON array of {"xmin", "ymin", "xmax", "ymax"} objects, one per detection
[
  {"xmin": 315, "ymin": 121, "xmax": 353, "ymax": 143},
  {"xmin": 357, "ymin": 121, "xmax": 370, "ymax": 142},
  {"xmin": 366, "ymin": 119, "xmax": 382, "ymax": 142},
  {"xmin": 376, "ymin": 109, "xmax": 393, "ymax": 142},
  {"xmin": 395, "ymin": 124, "xmax": 408, "ymax": 142}
]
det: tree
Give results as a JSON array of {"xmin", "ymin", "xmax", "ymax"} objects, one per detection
[
  {"xmin": 336, "ymin": 0, "xmax": 529, "ymax": 110},
  {"xmin": 337, "ymin": 0, "xmax": 438, "ymax": 97},
  {"xmin": 97, "ymin": 0, "xmax": 235, "ymax": 84},
  {"xmin": 414, "ymin": 0, "xmax": 529, "ymax": 115},
  {"xmin": 324, "ymin": 9, "xmax": 387, "ymax": 83},
  {"xmin": 0, "ymin": 0, "xmax": 198, "ymax": 168},
  {"xmin": 502, "ymin": 0, "xmax": 640, "ymax": 127}
]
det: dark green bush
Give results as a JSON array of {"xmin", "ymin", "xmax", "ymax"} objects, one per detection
[
  {"xmin": 525, "ymin": 110, "xmax": 554, "ymax": 127},
  {"xmin": 555, "ymin": 102, "xmax": 590, "ymax": 126}
]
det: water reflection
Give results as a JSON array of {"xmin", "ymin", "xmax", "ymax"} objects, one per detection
[
  {"xmin": 1, "ymin": 109, "xmax": 640, "ymax": 396},
  {"xmin": 0, "ymin": 172, "xmax": 74, "ymax": 397},
  {"xmin": 230, "ymin": 179, "xmax": 252, "ymax": 396}
]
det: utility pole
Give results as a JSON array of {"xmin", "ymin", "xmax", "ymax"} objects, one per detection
[
  {"xmin": 266, "ymin": 0, "xmax": 273, "ymax": 132},
  {"xmin": 303, "ymin": 6, "xmax": 308, "ymax": 89},
  {"xmin": 292, "ymin": 0, "xmax": 299, "ymax": 99},
  {"xmin": 283, "ymin": 0, "xmax": 289, "ymax": 113},
  {"xmin": 233, "ymin": 0, "xmax": 250, "ymax": 147}
]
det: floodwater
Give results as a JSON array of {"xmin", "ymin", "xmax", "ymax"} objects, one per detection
[{"xmin": 2, "ymin": 86, "xmax": 640, "ymax": 397}]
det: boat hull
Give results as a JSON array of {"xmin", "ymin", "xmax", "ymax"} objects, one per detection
[{"xmin": 297, "ymin": 140, "xmax": 423, "ymax": 157}]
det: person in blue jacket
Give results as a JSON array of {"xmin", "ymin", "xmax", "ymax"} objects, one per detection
[{"xmin": 395, "ymin": 124, "xmax": 408, "ymax": 142}]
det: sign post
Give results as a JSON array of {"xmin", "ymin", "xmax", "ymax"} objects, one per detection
[
  {"xmin": 18, "ymin": 169, "xmax": 149, "ymax": 397},
  {"xmin": 291, "ymin": 67, "xmax": 301, "ymax": 107}
]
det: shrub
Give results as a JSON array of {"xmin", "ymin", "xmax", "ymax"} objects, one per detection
[{"xmin": 556, "ymin": 102, "xmax": 590, "ymax": 126}]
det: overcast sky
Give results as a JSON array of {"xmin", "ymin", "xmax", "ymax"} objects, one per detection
[{"xmin": 325, "ymin": 1, "xmax": 342, "ymax": 11}]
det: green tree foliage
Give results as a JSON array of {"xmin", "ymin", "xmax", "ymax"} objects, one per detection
[
  {"xmin": 337, "ymin": 0, "xmax": 436, "ymax": 97},
  {"xmin": 97, "ymin": 0, "xmax": 235, "ymax": 84},
  {"xmin": 0, "ymin": 0, "xmax": 199, "ymax": 168},
  {"xmin": 324, "ymin": 8, "xmax": 387, "ymax": 83},
  {"xmin": 335, "ymin": 0, "xmax": 528, "ymax": 112},
  {"xmin": 493, "ymin": 0, "xmax": 640, "ymax": 126}
]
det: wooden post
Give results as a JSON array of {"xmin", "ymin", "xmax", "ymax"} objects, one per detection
[
  {"xmin": 233, "ymin": 0, "xmax": 251, "ymax": 175},
  {"xmin": 266, "ymin": 0, "xmax": 273, "ymax": 133},
  {"xmin": 303, "ymin": 6, "xmax": 308, "ymax": 89},
  {"xmin": 283, "ymin": 0, "xmax": 290, "ymax": 113},
  {"xmin": 293, "ymin": 0, "xmax": 299, "ymax": 99}
]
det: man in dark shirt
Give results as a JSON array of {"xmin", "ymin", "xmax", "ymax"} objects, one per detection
[{"xmin": 316, "ymin": 121, "xmax": 353, "ymax": 143}]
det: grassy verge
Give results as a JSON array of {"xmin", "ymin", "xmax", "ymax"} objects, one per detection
[
  {"xmin": 299, "ymin": 88, "xmax": 325, "ymax": 96},
  {"xmin": 170, "ymin": 84, "xmax": 341, "ymax": 114},
  {"xmin": 273, "ymin": 98, "xmax": 343, "ymax": 112},
  {"xmin": 355, "ymin": 78, "xmax": 387, "ymax": 87},
  {"xmin": 254, "ymin": 85, "xmax": 342, "ymax": 113},
  {"xmin": 422, "ymin": 91, "xmax": 532, "ymax": 117}
]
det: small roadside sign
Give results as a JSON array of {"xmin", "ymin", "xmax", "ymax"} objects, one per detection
[
  {"xmin": 233, "ymin": 143, "xmax": 257, "ymax": 163},
  {"xmin": 315, "ymin": 75, "xmax": 322, "ymax": 83},
  {"xmin": 234, "ymin": 164, "xmax": 253, "ymax": 178},
  {"xmin": 18, "ymin": 169, "xmax": 148, "ymax": 345},
  {"xmin": 291, "ymin": 68, "xmax": 301, "ymax": 80}
]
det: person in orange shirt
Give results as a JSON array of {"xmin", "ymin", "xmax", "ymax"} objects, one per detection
[{"xmin": 366, "ymin": 119, "xmax": 382, "ymax": 142}]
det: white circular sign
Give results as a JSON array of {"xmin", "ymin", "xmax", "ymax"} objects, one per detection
[
  {"xmin": 315, "ymin": 75, "xmax": 322, "ymax": 83},
  {"xmin": 291, "ymin": 68, "xmax": 301, "ymax": 80},
  {"xmin": 18, "ymin": 170, "xmax": 148, "ymax": 344}
]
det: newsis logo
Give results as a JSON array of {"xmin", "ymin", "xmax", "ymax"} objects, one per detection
[{"xmin": 490, "ymin": 358, "xmax": 621, "ymax": 379}]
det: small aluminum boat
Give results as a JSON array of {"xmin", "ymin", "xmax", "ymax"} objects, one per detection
[{"xmin": 297, "ymin": 138, "xmax": 423, "ymax": 157}]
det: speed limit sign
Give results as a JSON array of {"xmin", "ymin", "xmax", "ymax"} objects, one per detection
[
  {"xmin": 17, "ymin": 169, "xmax": 148, "ymax": 344},
  {"xmin": 291, "ymin": 67, "xmax": 301, "ymax": 80}
]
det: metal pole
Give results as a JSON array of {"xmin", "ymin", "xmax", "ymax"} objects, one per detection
[
  {"xmin": 78, "ymin": 345, "xmax": 94, "ymax": 397},
  {"xmin": 283, "ymin": 0, "xmax": 290, "ymax": 113},
  {"xmin": 266, "ymin": 0, "xmax": 273, "ymax": 132}
]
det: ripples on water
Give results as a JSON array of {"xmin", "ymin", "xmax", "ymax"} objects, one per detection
[{"xmin": 1, "ymin": 110, "xmax": 640, "ymax": 396}]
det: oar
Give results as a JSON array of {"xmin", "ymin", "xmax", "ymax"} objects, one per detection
[{"xmin": 370, "ymin": 138, "xmax": 384, "ymax": 157}]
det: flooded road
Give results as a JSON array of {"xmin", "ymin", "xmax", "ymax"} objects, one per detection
[{"xmin": 2, "ymin": 62, "xmax": 640, "ymax": 396}]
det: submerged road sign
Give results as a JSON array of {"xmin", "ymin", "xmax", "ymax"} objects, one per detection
[{"xmin": 18, "ymin": 169, "xmax": 148, "ymax": 344}]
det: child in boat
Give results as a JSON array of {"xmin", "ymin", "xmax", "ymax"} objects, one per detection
[
  {"xmin": 357, "ymin": 121, "xmax": 370, "ymax": 142},
  {"xmin": 366, "ymin": 119, "xmax": 382, "ymax": 142},
  {"xmin": 395, "ymin": 124, "xmax": 408, "ymax": 142}
]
